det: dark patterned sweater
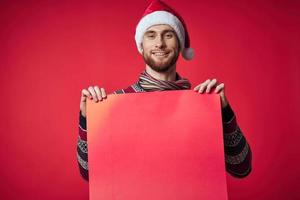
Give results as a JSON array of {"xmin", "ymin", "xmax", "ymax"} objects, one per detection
[{"xmin": 77, "ymin": 83, "xmax": 252, "ymax": 181}]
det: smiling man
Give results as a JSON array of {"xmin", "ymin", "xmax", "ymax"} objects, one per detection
[{"xmin": 77, "ymin": 0, "xmax": 252, "ymax": 181}]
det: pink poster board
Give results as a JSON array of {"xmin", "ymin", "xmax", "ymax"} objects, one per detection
[{"xmin": 87, "ymin": 90, "xmax": 228, "ymax": 200}]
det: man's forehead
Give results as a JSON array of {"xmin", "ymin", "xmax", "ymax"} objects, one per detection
[{"xmin": 145, "ymin": 24, "xmax": 175, "ymax": 32}]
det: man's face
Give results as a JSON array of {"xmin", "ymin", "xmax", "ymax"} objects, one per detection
[{"xmin": 142, "ymin": 24, "xmax": 180, "ymax": 72}]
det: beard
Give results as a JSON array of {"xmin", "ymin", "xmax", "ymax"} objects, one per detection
[{"xmin": 142, "ymin": 49, "xmax": 179, "ymax": 73}]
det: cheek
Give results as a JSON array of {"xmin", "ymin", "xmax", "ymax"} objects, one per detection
[
  {"xmin": 141, "ymin": 42, "xmax": 152, "ymax": 53},
  {"xmin": 167, "ymin": 39, "xmax": 179, "ymax": 50}
]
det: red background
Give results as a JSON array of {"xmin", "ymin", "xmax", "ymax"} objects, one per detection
[{"xmin": 1, "ymin": 0, "xmax": 299, "ymax": 199}]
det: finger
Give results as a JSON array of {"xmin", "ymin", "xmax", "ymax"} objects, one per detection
[
  {"xmin": 88, "ymin": 86, "xmax": 98, "ymax": 102},
  {"xmin": 193, "ymin": 84, "xmax": 202, "ymax": 91},
  {"xmin": 199, "ymin": 79, "xmax": 211, "ymax": 93},
  {"xmin": 94, "ymin": 86, "xmax": 102, "ymax": 102},
  {"xmin": 214, "ymin": 83, "xmax": 225, "ymax": 93},
  {"xmin": 81, "ymin": 89, "xmax": 92, "ymax": 102},
  {"xmin": 101, "ymin": 88, "xmax": 107, "ymax": 99},
  {"xmin": 206, "ymin": 79, "xmax": 217, "ymax": 93}
]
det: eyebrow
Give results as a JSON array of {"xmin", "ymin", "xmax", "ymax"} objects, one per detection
[{"xmin": 145, "ymin": 30, "xmax": 156, "ymax": 34}]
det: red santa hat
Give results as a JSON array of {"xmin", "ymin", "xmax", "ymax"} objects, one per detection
[{"xmin": 135, "ymin": 0, "xmax": 194, "ymax": 60}]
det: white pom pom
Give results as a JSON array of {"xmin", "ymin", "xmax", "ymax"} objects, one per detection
[{"xmin": 182, "ymin": 47, "xmax": 194, "ymax": 60}]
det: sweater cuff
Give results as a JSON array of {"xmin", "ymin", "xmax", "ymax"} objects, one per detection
[
  {"xmin": 79, "ymin": 111, "xmax": 87, "ymax": 130},
  {"xmin": 221, "ymin": 104, "xmax": 235, "ymax": 123}
]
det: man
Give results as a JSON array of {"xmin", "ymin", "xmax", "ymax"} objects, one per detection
[{"xmin": 77, "ymin": 0, "xmax": 252, "ymax": 181}]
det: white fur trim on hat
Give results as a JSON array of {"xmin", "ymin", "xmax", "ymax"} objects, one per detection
[{"xmin": 135, "ymin": 11, "xmax": 185, "ymax": 54}]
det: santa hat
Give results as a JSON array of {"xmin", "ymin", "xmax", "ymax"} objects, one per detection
[{"xmin": 135, "ymin": 0, "xmax": 194, "ymax": 60}]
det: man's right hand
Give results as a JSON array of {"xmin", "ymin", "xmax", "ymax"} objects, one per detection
[{"xmin": 80, "ymin": 86, "xmax": 107, "ymax": 117}]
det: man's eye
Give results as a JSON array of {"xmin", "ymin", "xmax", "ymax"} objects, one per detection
[
  {"xmin": 165, "ymin": 34, "xmax": 173, "ymax": 38},
  {"xmin": 147, "ymin": 34, "xmax": 155, "ymax": 39}
]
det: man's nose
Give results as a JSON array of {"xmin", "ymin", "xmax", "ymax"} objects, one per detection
[{"xmin": 155, "ymin": 36, "xmax": 166, "ymax": 48}]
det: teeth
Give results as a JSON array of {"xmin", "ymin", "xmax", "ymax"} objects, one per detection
[{"xmin": 153, "ymin": 52, "xmax": 168, "ymax": 56}]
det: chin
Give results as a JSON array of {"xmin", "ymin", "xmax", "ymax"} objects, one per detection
[
  {"xmin": 150, "ymin": 63, "xmax": 173, "ymax": 72},
  {"xmin": 152, "ymin": 55, "xmax": 173, "ymax": 65}
]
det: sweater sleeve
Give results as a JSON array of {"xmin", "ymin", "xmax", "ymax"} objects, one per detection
[
  {"xmin": 77, "ymin": 111, "xmax": 89, "ymax": 181},
  {"xmin": 221, "ymin": 104, "xmax": 252, "ymax": 178}
]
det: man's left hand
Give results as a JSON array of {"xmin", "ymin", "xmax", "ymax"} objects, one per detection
[{"xmin": 193, "ymin": 79, "xmax": 229, "ymax": 108}]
